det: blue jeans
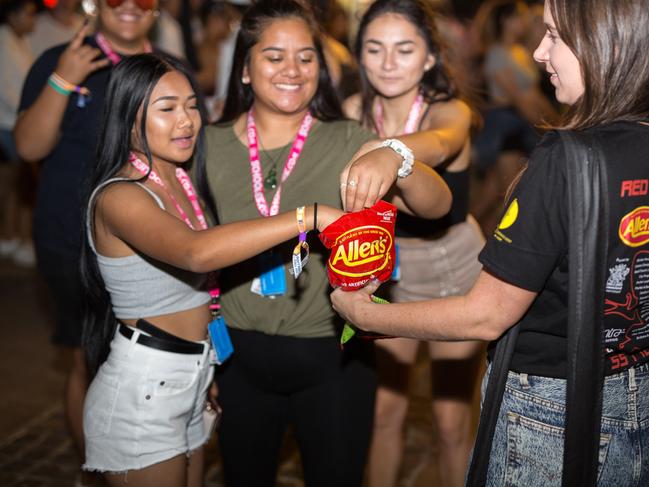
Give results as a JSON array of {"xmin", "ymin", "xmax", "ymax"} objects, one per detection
[{"xmin": 481, "ymin": 363, "xmax": 649, "ymax": 486}]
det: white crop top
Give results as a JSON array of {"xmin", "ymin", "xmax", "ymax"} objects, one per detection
[{"xmin": 86, "ymin": 178, "xmax": 210, "ymax": 319}]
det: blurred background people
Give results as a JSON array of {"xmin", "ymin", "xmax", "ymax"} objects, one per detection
[
  {"xmin": 28, "ymin": 0, "xmax": 85, "ymax": 58},
  {"xmin": 195, "ymin": 0, "xmax": 233, "ymax": 119},
  {"xmin": 13, "ymin": 0, "xmax": 157, "ymax": 482},
  {"xmin": 0, "ymin": 0, "xmax": 37, "ymax": 267},
  {"xmin": 152, "ymin": 0, "xmax": 185, "ymax": 59},
  {"xmin": 470, "ymin": 0, "xmax": 557, "ymax": 234}
]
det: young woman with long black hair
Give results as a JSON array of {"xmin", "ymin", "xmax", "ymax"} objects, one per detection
[{"xmin": 81, "ymin": 52, "xmax": 342, "ymax": 487}]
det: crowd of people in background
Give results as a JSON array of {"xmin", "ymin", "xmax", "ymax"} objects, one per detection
[
  {"xmin": 3, "ymin": 0, "xmax": 646, "ymax": 486},
  {"xmin": 0, "ymin": 0, "xmax": 556, "ymax": 266}
]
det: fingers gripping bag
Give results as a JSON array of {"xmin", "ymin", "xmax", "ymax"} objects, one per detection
[{"xmin": 319, "ymin": 200, "xmax": 396, "ymax": 345}]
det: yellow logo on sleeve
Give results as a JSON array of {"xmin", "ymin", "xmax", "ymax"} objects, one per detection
[
  {"xmin": 494, "ymin": 199, "xmax": 519, "ymax": 243},
  {"xmin": 498, "ymin": 199, "xmax": 519, "ymax": 230}
]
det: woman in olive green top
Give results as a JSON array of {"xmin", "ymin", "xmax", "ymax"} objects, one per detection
[{"xmin": 205, "ymin": 1, "xmax": 451, "ymax": 485}]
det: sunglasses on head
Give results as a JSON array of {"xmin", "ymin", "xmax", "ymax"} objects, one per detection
[{"xmin": 106, "ymin": 0, "xmax": 156, "ymax": 11}]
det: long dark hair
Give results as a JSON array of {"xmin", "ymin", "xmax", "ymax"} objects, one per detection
[
  {"xmin": 547, "ymin": 0, "xmax": 649, "ymax": 128},
  {"xmin": 218, "ymin": 0, "xmax": 343, "ymax": 123},
  {"xmin": 80, "ymin": 52, "xmax": 217, "ymax": 375},
  {"xmin": 353, "ymin": 0, "xmax": 459, "ymax": 131}
]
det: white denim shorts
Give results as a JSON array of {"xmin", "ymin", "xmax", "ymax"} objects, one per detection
[{"xmin": 82, "ymin": 326, "xmax": 214, "ymax": 473}]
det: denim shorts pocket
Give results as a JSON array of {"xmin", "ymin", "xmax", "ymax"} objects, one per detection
[
  {"xmin": 84, "ymin": 374, "xmax": 121, "ymax": 439},
  {"xmin": 137, "ymin": 366, "xmax": 201, "ymax": 425},
  {"xmin": 148, "ymin": 367, "xmax": 199, "ymax": 397},
  {"xmin": 504, "ymin": 411, "xmax": 612, "ymax": 486}
]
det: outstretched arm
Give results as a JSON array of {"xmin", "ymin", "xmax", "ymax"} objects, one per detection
[
  {"xmin": 340, "ymin": 147, "xmax": 452, "ymax": 217},
  {"xmin": 392, "ymin": 98, "xmax": 472, "ymax": 168},
  {"xmin": 93, "ymin": 182, "xmax": 342, "ymax": 273},
  {"xmin": 331, "ymin": 270, "xmax": 537, "ymax": 342}
]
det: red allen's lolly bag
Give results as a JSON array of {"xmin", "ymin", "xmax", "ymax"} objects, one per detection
[{"xmin": 319, "ymin": 200, "xmax": 397, "ymax": 290}]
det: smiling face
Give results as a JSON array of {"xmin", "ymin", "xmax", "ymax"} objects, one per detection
[
  {"xmin": 242, "ymin": 17, "xmax": 319, "ymax": 117},
  {"xmin": 135, "ymin": 70, "xmax": 201, "ymax": 166},
  {"xmin": 533, "ymin": 1, "xmax": 584, "ymax": 105},
  {"xmin": 99, "ymin": 0, "xmax": 157, "ymax": 50},
  {"xmin": 360, "ymin": 12, "xmax": 434, "ymax": 100}
]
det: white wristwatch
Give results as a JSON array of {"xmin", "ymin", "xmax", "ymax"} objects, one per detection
[{"xmin": 380, "ymin": 138, "xmax": 414, "ymax": 178}]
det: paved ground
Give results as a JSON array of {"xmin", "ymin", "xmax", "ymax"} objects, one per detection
[{"xmin": 0, "ymin": 258, "xmax": 480, "ymax": 486}]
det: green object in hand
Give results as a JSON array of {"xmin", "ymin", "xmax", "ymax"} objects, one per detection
[{"xmin": 340, "ymin": 295, "xmax": 390, "ymax": 346}]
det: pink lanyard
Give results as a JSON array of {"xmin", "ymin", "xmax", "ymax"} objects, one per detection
[
  {"xmin": 246, "ymin": 110, "xmax": 314, "ymax": 217},
  {"xmin": 128, "ymin": 153, "xmax": 207, "ymax": 230},
  {"xmin": 129, "ymin": 153, "xmax": 221, "ymax": 314},
  {"xmin": 374, "ymin": 93, "xmax": 424, "ymax": 137},
  {"xmin": 96, "ymin": 33, "xmax": 152, "ymax": 65}
]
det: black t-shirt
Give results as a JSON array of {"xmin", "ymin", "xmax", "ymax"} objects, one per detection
[
  {"xmin": 479, "ymin": 121, "xmax": 649, "ymax": 378},
  {"xmin": 19, "ymin": 36, "xmax": 112, "ymax": 256}
]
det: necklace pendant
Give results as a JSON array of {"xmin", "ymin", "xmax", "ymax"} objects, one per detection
[{"xmin": 264, "ymin": 167, "xmax": 277, "ymax": 190}]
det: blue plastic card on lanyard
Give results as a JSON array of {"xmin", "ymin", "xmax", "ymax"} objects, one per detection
[
  {"xmin": 258, "ymin": 251, "xmax": 287, "ymax": 297},
  {"xmin": 207, "ymin": 316, "xmax": 233, "ymax": 365},
  {"xmin": 391, "ymin": 244, "xmax": 401, "ymax": 281}
]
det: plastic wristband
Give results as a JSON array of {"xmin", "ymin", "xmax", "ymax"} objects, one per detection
[
  {"xmin": 290, "ymin": 206, "xmax": 310, "ymax": 278},
  {"xmin": 296, "ymin": 206, "xmax": 307, "ymax": 240},
  {"xmin": 380, "ymin": 138, "xmax": 414, "ymax": 178},
  {"xmin": 49, "ymin": 73, "xmax": 91, "ymax": 107},
  {"xmin": 47, "ymin": 77, "xmax": 72, "ymax": 96}
]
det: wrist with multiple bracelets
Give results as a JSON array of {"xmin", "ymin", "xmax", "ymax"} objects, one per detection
[
  {"xmin": 379, "ymin": 138, "xmax": 414, "ymax": 178},
  {"xmin": 290, "ymin": 206, "xmax": 311, "ymax": 278},
  {"xmin": 47, "ymin": 72, "xmax": 91, "ymax": 108}
]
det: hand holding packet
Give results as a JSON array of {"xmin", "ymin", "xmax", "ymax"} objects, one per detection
[
  {"xmin": 319, "ymin": 200, "xmax": 397, "ymax": 345},
  {"xmin": 319, "ymin": 200, "xmax": 397, "ymax": 290}
]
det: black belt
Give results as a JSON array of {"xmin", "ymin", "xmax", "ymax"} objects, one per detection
[{"xmin": 118, "ymin": 322, "xmax": 205, "ymax": 355}]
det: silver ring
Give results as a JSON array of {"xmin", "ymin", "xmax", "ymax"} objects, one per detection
[{"xmin": 347, "ymin": 180, "xmax": 357, "ymax": 188}]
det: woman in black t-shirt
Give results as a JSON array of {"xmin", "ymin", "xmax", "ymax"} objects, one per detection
[{"xmin": 333, "ymin": 0, "xmax": 649, "ymax": 484}]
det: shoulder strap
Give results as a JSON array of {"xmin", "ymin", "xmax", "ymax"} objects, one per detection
[
  {"xmin": 466, "ymin": 130, "xmax": 609, "ymax": 486},
  {"xmin": 133, "ymin": 182, "xmax": 165, "ymax": 209},
  {"xmin": 86, "ymin": 177, "xmax": 165, "ymax": 252},
  {"xmin": 465, "ymin": 323, "xmax": 519, "ymax": 486},
  {"xmin": 560, "ymin": 130, "xmax": 608, "ymax": 486}
]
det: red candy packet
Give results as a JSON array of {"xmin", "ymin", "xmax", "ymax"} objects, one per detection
[{"xmin": 319, "ymin": 200, "xmax": 397, "ymax": 291}]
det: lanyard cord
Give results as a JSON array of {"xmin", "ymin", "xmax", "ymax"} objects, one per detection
[
  {"xmin": 129, "ymin": 153, "xmax": 221, "ymax": 316},
  {"xmin": 246, "ymin": 110, "xmax": 314, "ymax": 217}
]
